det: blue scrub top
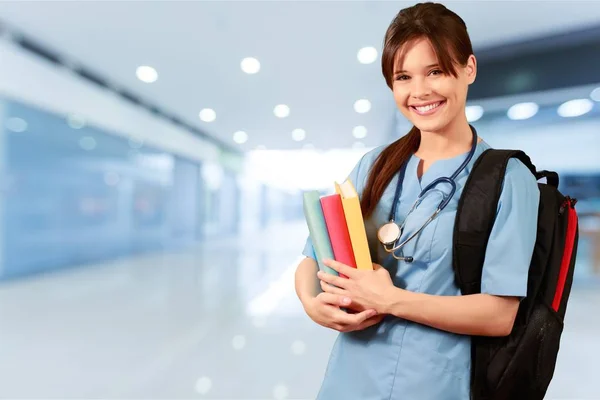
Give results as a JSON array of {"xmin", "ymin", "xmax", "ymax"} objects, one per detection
[{"xmin": 302, "ymin": 140, "xmax": 540, "ymax": 400}]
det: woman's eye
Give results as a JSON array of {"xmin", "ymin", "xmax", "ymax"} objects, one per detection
[
  {"xmin": 395, "ymin": 75, "xmax": 410, "ymax": 81},
  {"xmin": 430, "ymin": 69, "xmax": 443, "ymax": 76}
]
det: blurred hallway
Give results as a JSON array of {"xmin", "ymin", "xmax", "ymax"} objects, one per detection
[
  {"xmin": 0, "ymin": 1, "xmax": 599, "ymax": 399},
  {"xmin": 0, "ymin": 222, "xmax": 597, "ymax": 399}
]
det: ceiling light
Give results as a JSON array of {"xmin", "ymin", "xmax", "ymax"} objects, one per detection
[
  {"xmin": 5, "ymin": 117, "xmax": 27, "ymax": 133},
  {"xmin": 274, "ymin": 104, "xmax": 290, "ymax": 118},
  {"xmin": 590, "ymin": 87, "xmax": 600, "ymax": 102},
  {"xmin": 67, "ymin": 114, "xmax": 86, "ymax": 129},
  {"xmin": 507, "ymin": 102, "xmax": 538, "ymax": 120},
  {"xmin": 352, "ymin": 125, "xmax": 367, "ymax": 139},
  {"xmin": 129, "ymin": 137, "xmax": 144, "ymax": 149},
  {"xmin": 557, "ymin": 99, "xmax": 594, "ymax": 118},
  {"xmin": 241, "ymin": 57, "xmax": 260, "ymax": 74},
  {"xmin": 357, "ymin": 47, "xmax": 378, "ymax": 64},
  {"xmin": 79, "ymin": 136, "xmax": 97, "ymax": 151},
  {"xmin": 136, "ymin": 66, "xmax": 158, "ymax": 83},
  {"xmin": 466, "ymin": 105, "xmax": 484, "ymax": 122},
  {"xmin": 354, "ymin": 99, "xmax": 371, "ymax": 114},
  {"xmin": 233, "ymin": 130, "xmax": 248, "ymax": 144},
  {"xmin": 199, "ymin": 108, "xmax": 216, "ymax": 122},
  {"xmin": 195, "ymin": 377, "xmax": 212, "ymax": 396},
  {"xmin": 292, "ymin": 128, "xmax": 306, "ymax": 142}
]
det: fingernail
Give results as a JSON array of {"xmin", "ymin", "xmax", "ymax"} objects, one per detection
[{"xmin": 342, "ymin": 297, "xmax": 350, "ymax": 305}]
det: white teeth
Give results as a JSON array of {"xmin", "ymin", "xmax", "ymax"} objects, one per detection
[{"xmin": 415, "ymin": 102, "xmax": 442, "ymax": 113}]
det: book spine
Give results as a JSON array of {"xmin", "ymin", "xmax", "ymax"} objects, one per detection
[{"xmin": 302, "ymin": 191, "xmax": 338, "ymax": 276}]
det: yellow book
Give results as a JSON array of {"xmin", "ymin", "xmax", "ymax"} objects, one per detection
[{"xmin": 335, "ymin": 179, "xmax": 373, "ymax": 270}]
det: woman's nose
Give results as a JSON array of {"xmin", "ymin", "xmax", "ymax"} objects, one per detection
[{"xmin": 411, "ymin": 78, "xmax": 432, "ymax": 98}]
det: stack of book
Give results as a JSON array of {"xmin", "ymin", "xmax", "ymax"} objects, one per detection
[{"xmin": 303, "ymin": 178, "xmax": 373, "ymax": 278}]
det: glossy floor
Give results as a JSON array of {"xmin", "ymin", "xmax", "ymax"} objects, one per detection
[{"xmin": 0, "ymin": 222, "xmax": 597, "ymax": 399}]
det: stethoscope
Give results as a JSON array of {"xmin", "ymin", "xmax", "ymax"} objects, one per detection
[{"xmin": 377, "ymin": 126, "xmax": 478, "ymax": 262}]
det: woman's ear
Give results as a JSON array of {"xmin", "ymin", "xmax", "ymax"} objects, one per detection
[{"xmin": 466, "ymin": 54, "xmax": 477, "ymax": 85}]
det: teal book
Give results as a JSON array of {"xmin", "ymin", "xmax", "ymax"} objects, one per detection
[{"xmin": 302, "ymin": 191, "xmax": 339, "ymax": 276}]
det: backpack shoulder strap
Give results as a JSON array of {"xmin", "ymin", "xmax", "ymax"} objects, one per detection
[{"xmin": 453, "ymin": 149, "xmax": 537, "ymax": 295}]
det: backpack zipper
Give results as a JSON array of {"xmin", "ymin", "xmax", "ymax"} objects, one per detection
[
  {"xmin": 552, "ymin": 197, "xmax": 578, "ymax": 312},
  {"xmin": 559, "ymin": 196, "xmax": 577, "ymax": 215}
]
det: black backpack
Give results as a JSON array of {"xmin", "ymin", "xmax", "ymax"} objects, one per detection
[{"xmin": 453, "ymin": 149, "xmax": 579, "ymax": 400}]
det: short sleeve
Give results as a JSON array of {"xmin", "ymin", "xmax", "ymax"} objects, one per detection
[
  {"xmin": 301, "ymin": 152, "xmax": 369, "ymax": 260},
  {"xmin": 302, "ymin": 236, "xmax": 317, "ymax": 259},
  {"xmin": 480, "ymin": 159, "xmax": 540, "ymax": 297}
]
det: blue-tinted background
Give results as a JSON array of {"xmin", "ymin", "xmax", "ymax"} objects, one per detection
[{"xmin": 0, "ymin": 1, "xmax": 599, "ymax": 399}]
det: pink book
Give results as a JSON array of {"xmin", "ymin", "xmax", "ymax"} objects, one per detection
[{"xmin": 320, "ymin": 194, "xmax": 356, "ymax": 279}]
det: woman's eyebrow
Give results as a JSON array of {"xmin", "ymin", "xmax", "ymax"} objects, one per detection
[{"xmin": 394, "ymin": 63, "xmax": 440, "ymax": 74}]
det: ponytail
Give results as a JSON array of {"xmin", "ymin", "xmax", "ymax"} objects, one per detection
[{"xmin": 360, "ymin": 127, "xmax": 420, "ymax": 219}]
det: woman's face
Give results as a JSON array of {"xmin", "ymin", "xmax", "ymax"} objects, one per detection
[{"xmin": 392, "ymin": 38, "xmax": 476, "ymax": 134}]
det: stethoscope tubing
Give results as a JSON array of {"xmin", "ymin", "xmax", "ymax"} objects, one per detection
[{"xmin": 381, "ymin": 126, "xmax": 479, "ymax": 261}]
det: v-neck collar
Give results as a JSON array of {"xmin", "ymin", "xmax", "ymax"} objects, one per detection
[{"xmin": 409, "ymin": 141, "xmax": 486, "ymax": 191}]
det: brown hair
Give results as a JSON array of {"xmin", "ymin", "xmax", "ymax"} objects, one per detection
[{"xmin": 361, "ymin": 2, "xmax": 474, "ymax": 219}]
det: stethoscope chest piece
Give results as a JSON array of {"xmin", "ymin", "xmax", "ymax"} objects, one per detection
[{"xmin": 377, "ymin": 221, "xmax": 401, "ymax": 246}]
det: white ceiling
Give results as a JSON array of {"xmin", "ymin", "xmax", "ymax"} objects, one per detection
[{"xmin": 1, "ymin": 1, "xmax": 600, "ymax": 152}]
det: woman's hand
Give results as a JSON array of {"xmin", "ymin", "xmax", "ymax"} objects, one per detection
[
  {"xmin": 318, "ymin": 259, "xmax": 396, "ymax": 315},
  {"xmin": 302, "ymin": 292, "xmax": 384, "ymax": 332}
]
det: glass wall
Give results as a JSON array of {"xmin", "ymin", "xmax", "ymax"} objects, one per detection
[{"xmin": 0, "ymin": 96, "xmax": 228, "ymax": 280}]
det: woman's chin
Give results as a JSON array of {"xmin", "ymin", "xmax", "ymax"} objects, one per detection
[
  {"xmin": 409, "ymin": 112, "xmax": 459, "ymax": 134},
  {"xmin": 412, "ymin": 119, "xmax": 447, "ymax": 133}
]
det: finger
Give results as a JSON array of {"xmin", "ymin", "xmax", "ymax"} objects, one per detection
[
  {"xmin": 322, "ymin": 258, "xmax": 357, "ymax": 279},
  {"xmin": 349, "ymin": 314, "xmax": 385, "ymax": 332},
  {"xmin": 348, "ymin": 314, "xmax": 384, "ymax": 332},
  {"xmin": 320, "ymin": 280, "xmax": 348, "ymax": 296},
  {"xmin": 317, "ymin": 270, "xmax": 348, "ymax": 289},
  {"xmin": 366, "ymin": 314, "xmax": 385, "ymax": 324},
  {"xmin": 336, "ymin": 308, "xmax": 377, "ymax": 326},
  {"xmin": 316, "ymin": 292, "xmax": 351, "ymax": 308}
]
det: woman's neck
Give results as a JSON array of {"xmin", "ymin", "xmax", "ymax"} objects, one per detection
[{"xmin": 414, "ymin": 118, "xmax": 477, "ymax": 161}]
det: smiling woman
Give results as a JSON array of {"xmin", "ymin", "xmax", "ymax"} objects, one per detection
[
  {"xmin": 365, "ymin": 6, "xmax": 478, "ymax": 216},
  {"xmin": 294, "ymin": 2, "xmax": 544, "ymax": 400}
]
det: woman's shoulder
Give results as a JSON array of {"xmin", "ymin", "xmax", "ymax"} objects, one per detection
[
  {"xmin": 505, "ymin": 158, "xmax": 540, "ymax": 201},
  {"xmin": 360, "ymin": 144, "xmax": 388, "ymax": 167},
  {"xmin": 350, "ymin": 144, "xmax": 387, "ymax": 178},
  {"xmin": 478, "ymin": 141, "xmax": 537, "ymax": 187},
  {"xmin": 346, "ymin": 144, "xmax": 389, "ymax": 193},
  {"xmin": 488, "ymin": 150, "xmax": 540, "ymax": 201}
]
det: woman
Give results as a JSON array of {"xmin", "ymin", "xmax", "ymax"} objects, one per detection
[{"xmin": 294, "ymin": 3, "xmax": 540, "ymax": 399}]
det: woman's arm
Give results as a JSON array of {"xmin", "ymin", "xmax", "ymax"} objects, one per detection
[
  {"xmin": 318, "ymin": 259, "xmax": 520, "ymax": 337},
  {"xmin": 294, "ymin": 257, "xmax": 320, "ymax": 304},
  {"xmin": 295, "ymin": 257, "xmax": 383, "ymax": 332},
  {"xmin": 384, "ymin": 289, "xmax": 519, "ymax": 337}
]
